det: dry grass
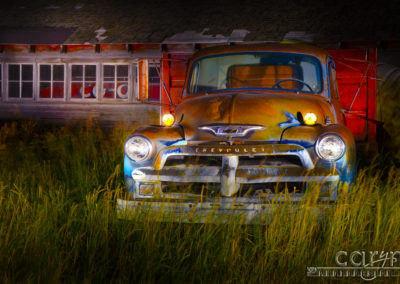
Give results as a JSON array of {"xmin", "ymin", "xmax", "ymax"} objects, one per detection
[{"xmin": 0, "ymin": 120, "xmax": 399, "ymax": 283}]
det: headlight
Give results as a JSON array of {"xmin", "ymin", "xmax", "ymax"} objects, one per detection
[
  {"xmin": 124, "ymin": 136, "xmax": 152, "ymax": 162},
  {"xmin": 316, "ymin": 134, "xmax": 346, "ymax": 161}
]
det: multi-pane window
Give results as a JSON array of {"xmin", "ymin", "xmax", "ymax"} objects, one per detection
[
  {"xmin": 148, "ymin": 66, "xmax": 160, "ymax": 101},
  {"xmin": 71, "ymin": 64, "xmax": 97, "ymax": 99},
  {"xmin": 8, "ymin": 64, "xmax": 33, "ymax": 99},
  {"xmin": 39, "ymin": 64, "xmax": 65, "ymax": 99},
  {"xmin": 103, "ymin": 65, "xmax": 129, "ymax": 99},
  {"xmin": 1, "ymin": 62, "xmax": 158, "ymax": 103}
]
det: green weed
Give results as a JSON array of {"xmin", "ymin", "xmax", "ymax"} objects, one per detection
[{"xmin": 0, "ymin": 121, "xmax": 399, "ymax": 283}]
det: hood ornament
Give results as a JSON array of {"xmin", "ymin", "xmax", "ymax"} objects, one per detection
[{"xmin": 198, "ymin": 124, "xmax": 265, "ymax": 138}]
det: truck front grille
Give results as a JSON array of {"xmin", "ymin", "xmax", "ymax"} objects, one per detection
[
  {"xmin": 161, "ymin": 181, "xmax": 306, "ymax": 198},
  {"xmin": 161, "ymin": 182, "xmax": 221, "ymax": 197},
  {"xmin": 238, "ymin": 155, "xmax": 302, "ymax": 167},
  {"xmin": 237, "ymin": 182, "xmax": 306, "ymax": 196},
  {"xmin": 164, "ymin": 156, "xmax": 222, "ymax": 167},
  {"xmin": 164, "ymin": 154, "xmax": 302, "ymax": 167}
]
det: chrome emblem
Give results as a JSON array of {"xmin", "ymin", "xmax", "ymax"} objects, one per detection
[{"xmin": 198, "ymin": 124, "xmax": 265, "ymax": 138}]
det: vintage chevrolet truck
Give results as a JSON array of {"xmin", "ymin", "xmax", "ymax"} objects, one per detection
[{"xmin": 119, "ymin": 43, "xmax": 359, "ymax": 220}]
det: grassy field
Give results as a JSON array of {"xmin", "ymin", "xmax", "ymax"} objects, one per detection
[{"xmin": 0, "ymin": 120, "xmax": 400, "ymax": 283}]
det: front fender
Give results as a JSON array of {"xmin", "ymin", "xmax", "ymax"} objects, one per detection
[
  {"xmin": 281, "ymin": 124, "xmax": 356, "ymax": 184},
  {"xmin": 124, "ymin": 124, "xmax": 186, "ymax": 193},
  {"xmin": 133, "ymin": 124, "xmax": 185, "ymax": 147}
]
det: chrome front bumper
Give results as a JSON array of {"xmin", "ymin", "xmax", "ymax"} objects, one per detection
[{"xmin": 117, "ymin": 196, "xmax": 330, "ymax": 223}]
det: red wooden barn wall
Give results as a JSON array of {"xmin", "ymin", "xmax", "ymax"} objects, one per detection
[
  {"xmin": 161, "ymin": 53, "xmax": 191, "ymax": 115},
  {"xmin": 329, "ymin": 48, "xmax": 377, "ymax": 142}
]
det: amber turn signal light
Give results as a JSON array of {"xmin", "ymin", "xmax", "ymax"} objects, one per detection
[
  {"xmin": 304, "ymin": 112, "xmax": 317, "ymax": 125},
  {"xmin": 162, "ymin": 113, "xmax": 175, "ymax": 126}
]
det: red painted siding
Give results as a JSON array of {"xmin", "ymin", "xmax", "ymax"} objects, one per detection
[
  {"xmin": 329, "ymin": 48, "xmax": 377, "ymax": 141},
  {"xmin": 161, "ymin": 53, "xmax": 191, "ymax": 114}
]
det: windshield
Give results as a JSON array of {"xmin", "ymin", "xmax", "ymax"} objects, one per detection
[{"xmin": 188, "ymin": 52, "xmax": 323, "ymax": 95}]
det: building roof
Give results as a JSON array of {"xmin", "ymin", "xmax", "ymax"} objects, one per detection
[
  {"xmin": 0, "ymin": 27, "xmax": 76, "ymax": 44},
  {"xmin": 0, "ymin": 0, "xmax": 399, "ymax": 44}
]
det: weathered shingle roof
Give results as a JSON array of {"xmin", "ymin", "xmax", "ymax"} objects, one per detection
[
  {"xmin": 0, "ymin": 27, "xmax": 76, "ymax": 44},
  {"xmin": 0, "ymin": 0, "xmax": 399, "ymax": 44}
]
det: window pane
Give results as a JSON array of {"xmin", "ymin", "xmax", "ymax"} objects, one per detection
[
  {"xmin": 71, "ymin": 82, "xmax": 82, "ymax": 98},
  {"xmin": 8, "ymin": 82, "xmax": 19, "ymax": 98},
  {"xmin": 39, "ymin": 82, "xmax": 51, "ymax": 98},
  {"xmin": 149, "ymin": 67, "xmax": 160, "ymax": 84},
  {"xmin": 22, "ymin": 65, "xmax": 33, "ymax": 81},
  {"xmin": 22, "ymin": 82, "xmax": 33, "ymax": 98},
  {"xmin": 149, "ymin": 66, "xmax": 159, "ymax": 77},
  {"xmin": 53, "ymin": 65, "xmax": 64, "ymax": 81},
  {"xmin": 103, "ymin": 82, "xmax": 115, "ymax": 99},
  {"xmin": 84, "ymin": 83, "xmax": 96, "ymax": 99},
  {"xmin": 85, "ymin": 65, "xmax": 96, "ymax": 81},
  {"xmin": 117, "ymin": 65, "xmax": 128, "ymax": 81},
  {"xmin": 116, "ymin": 82, "xmax": 128, "ymax": 99},
  {"xmin": 103, "ymin": 65, "xmax": 115, "ymax": 81},
  {"xmin": 149, "ymin": 67, "xmax": 160, "ymax": 101},
  {"xmin": 149, "ymin": 84, "xmax": 160, "ymax": 101},
  {"xmin": 72, "ymin": 65, "xmax": 83, "ymax": 81},
  {"xmin": 53, "ymin": 82, "xmax": 64, "ymax": 98},
  {"xmin": 8, "ymin": 65, "xmax": 19, "ymax": 80},
  {"xmin": 40, "ymin": 65, "xmax": 51, "ymax": 81}
]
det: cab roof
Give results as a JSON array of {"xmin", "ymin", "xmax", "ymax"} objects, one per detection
[{"xmin": 190, "ymin": 43, "xmax": 330, "ymax": 61}]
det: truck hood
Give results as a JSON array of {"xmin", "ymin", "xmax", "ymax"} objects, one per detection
[{"xmin": 176, "ymin": 92, "xmax": 334, "ymax": 142}]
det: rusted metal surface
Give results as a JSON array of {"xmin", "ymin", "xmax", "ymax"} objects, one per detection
[{"xmin": 122, "ymin": 43, "xmax": 357, "ymax": 221}]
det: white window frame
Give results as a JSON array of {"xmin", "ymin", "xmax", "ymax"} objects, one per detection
[
  {"xmin": 101, "ymin": 63, "xmax": 130, "ymax": 102},
  {"xmin": 70, "ymin": 63, "xmax": 99, "ymax": 102},
  {"xmin": 131, "ymin": 62, "xmax": 138, "ymax": 103},
  {"xmin": 6, "ymin": 63, "xmax": 35, "ymax": 100},
  {"xmin": 37, "ymin": 63, "xmax": 67, "ymax": 101},
  {"xmin": 0, "ymin": 61, "xmax": 142, "ymax": 104}
]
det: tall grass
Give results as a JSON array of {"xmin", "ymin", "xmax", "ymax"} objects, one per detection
[{"xmin": 0, "ymin": 121, "xmax": 400, "ymax": 283}]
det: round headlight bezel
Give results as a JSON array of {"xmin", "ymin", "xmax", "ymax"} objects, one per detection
[
  {"xmin": 315, "ymin": 133, "xmax": 346, "ymax": 161},
  {"xmin": 124, "ymin": 135, "xmax": 153, "ymax": 162}
]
